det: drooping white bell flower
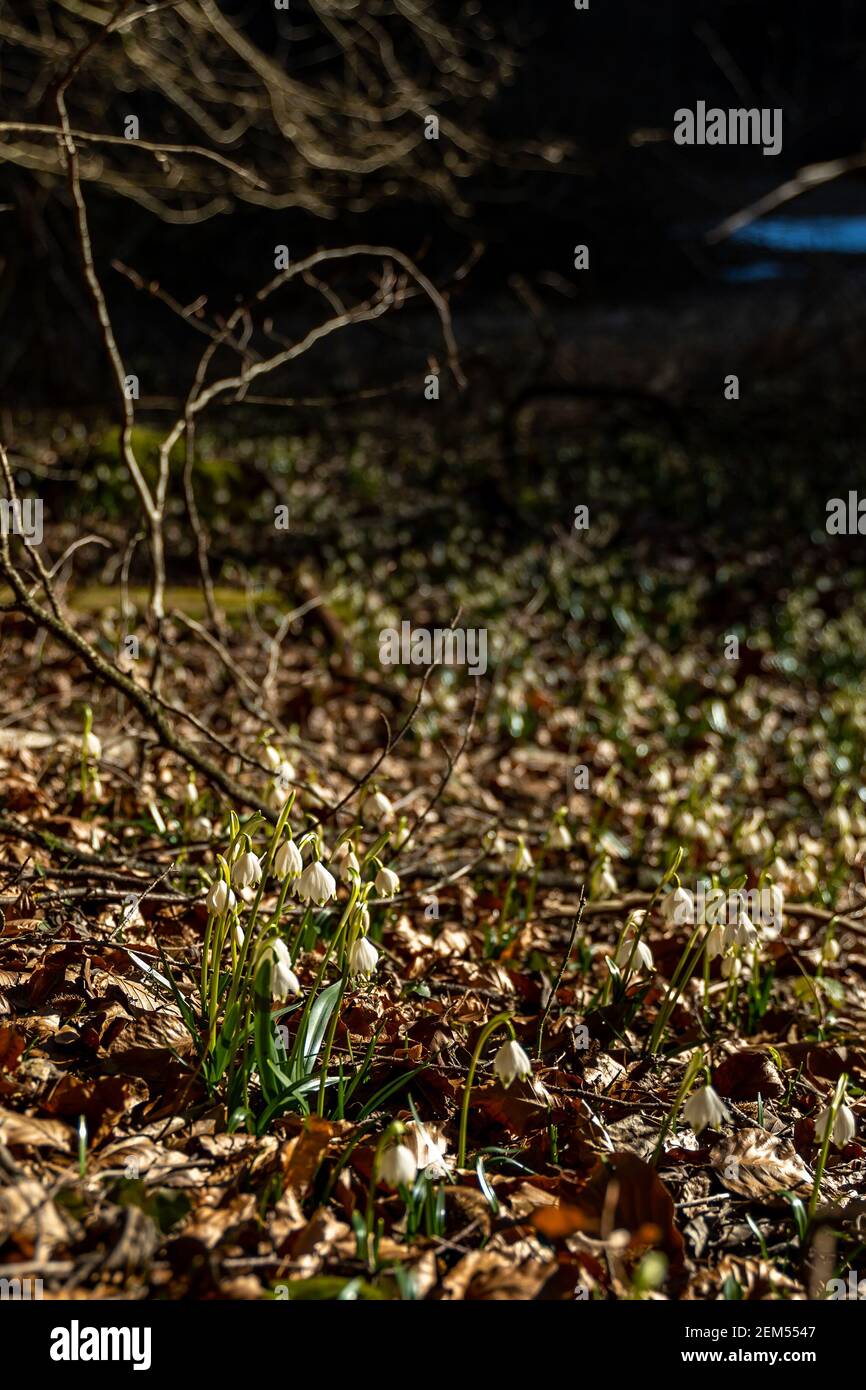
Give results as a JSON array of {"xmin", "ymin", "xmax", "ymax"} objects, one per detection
[
  {"xmin": 294, "ymin": 859, "xmax": 336, "ymax": 906},
  {"xmin": 724, "ymin": 909, "xmax": 758, "ymax": 952},
  {"xmin": 683, "ymin": 1085, "xmax": 730, "ymax": 1135},
  {"xmin": 721, "ymin": 954, "xmax": 742, "ymax": 979},
  {"xmin": 83, "ymin": 731, "xmax": 102, "ymax": 760},
  {"xmin": 549, "ymin": 822, "xmax": 572, "ymax": 850},
  {"xmin": 615, "ymin": 930, "xmax": 654, "ymax": 973},
  {"xmin": 665, "ymin": 886, "xmax": 695, "ymax": 925},
  {"xmin": 512, "ymin": 839, "xmax": 533, "ymax": 873},
  {"xmin": 375, "ymin": 865, "xmax": 400, "ymax": 897},
  {"xmin": 368, "ymin": 789, "xmax": 394, "ymax": 825},
  {"xmin": 349, "ymin": 936, "xmax": 379, "ymax": 977},
  {"xmin": 273, "ymin": 839, "xmax": 303, "ymax": 881},
  {"xmin": 206, "ymin": 879, "xmax": 235, "ymax": 915},
  {"xmin": 598, "ymin": 861, "xmax": 618, "ymax": 896},
  {"xmin": 705, "ymin": 924, "xmax": 725, "ymax": 960},
  {"xmin": 337, "ymin": 850, "xmax": 360, "ymax": 882},
  {"xmin": 379, "ymin": 1141, "xmax": 418, "ymax": 1189},
  {"xmin": 232, "ymin": 850, "xmax": 262, "ymax": 891},
  {"xmin": 265, "ymin": 938, "xmax": 301, "ymax": 1001},
  {"xmin": 184, "ymin": 780, "xmax": 198, "ymax": 806},
  {"xmin": 814, "ymin": 1101, "xmax": 856, "ymax": 1149},
  {"xmin": 493, "ymin": 1039, "xmax": 532, "ymax": 1088},
  {"xmin": 263, "ymin": 745, "xmax": 282, "ymax": 771}
]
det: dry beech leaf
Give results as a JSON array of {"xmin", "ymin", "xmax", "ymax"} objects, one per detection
[
  {"xmin": 0, "ymin": 1026, "xmax": 25, "ymax": 1073},
  {"xmin": 528, "ymin": 1151, "xmax": 686, "ymax": 1285},
  {"xmin": 712, "ymin": 1049, "xmax": 786, "ymax": 1100},
  {"xmin": 0, "ymin": 1106, "xmax": 73, "ymax": 1152},
  {"xmin": 711, "ymin": 1128, "xmax": 815, "ymax": 1202}
]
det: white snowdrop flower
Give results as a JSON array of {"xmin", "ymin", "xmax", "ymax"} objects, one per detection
[
  {"xmin": 192, "ymin": 816, "xmax": 213, "ymax": 839},
  {"xmin": 273, "ymin": 839, "xmax": 303, "ymax": 881},
  {"xmin": 295, "ymin": 859, "xmax": 336, "ymax": 906},
  {"xmin": 702, "ymin": 887, "xmax": 727, "ymax": 926},
  {"xmin": 275, "ymin": 760, "xmax": 295, "ymax": 788},
  {"xmin": 392, "ymin": 822, "xmax": 412, "ymax": 850},
  {"xmin": 683, "ymin": 1085, "xmax": 730, "ymax": 1135},
  {"xmin": 234, "ymin": 923, "xmax": 245, "ymax": 949},
  {"xmin": 721, "ymin": 954, "xmax": 742, "ymax": 980},
  {"xmin": 724, "ymin": 910, "xmax": 757, "ymax": 952},
  {"xmin": 379, "ymin": 1141, "xmax": 418, "ymax": 1189},
  {"xmin": 493, "ymin": 1039, "xmax": 532, "ymax": 1088},
  {"xmin": 512, "ymin": 839, "xmax": 533, "ymax": 873},
  {"xmin": 83, "ymin": 731, "xmax": 102, "ymax": 760},
  {"xmin": 268, "ymin": 782, "xmax": 290, "ymax": 811},
  {"xmin": 90, "ymin": 776, "xmax": 103, "ymax": 800},
  {"xmin": 266, "ymin": 938, "xmax": 300, "ymax": 1001},
  {"xmin": 368, "ymin": 789, "xmax": 394, "ymax": 824},
  {"xmin": 354, "ymin": 904, "xmax": 371, "ymax": 934},
  {"xmin": 599, "ymin": 862, "xmax": 618, "ymax": 896},
  {"xmin": 338, "ymin": 850, "xmax": 360, "ymax": 882},
  {"xmin": 665, "ymin": 886, "xmax": 695, "ymax": 925},
  {"xmin": 615, "ymin": 930, "xmax": 653, "ymax": 973},
  {"xmin": 375, "ymin": 865, "xmax": 400, "ymax": 897},
  {"xmin": 331, "ymin": 841, "xmax": 351, "ymax": 864},
  {"xmin": 184, "ymin": 780, "xmax": 198, "ymax": 806},
  {"xmin": 349, "ymin": 936, "xmax": 379, "ymax": 978},
  {"xmin": 822, "ymin": 937, "xmax": 841, "ymax": 964},
  {"xmin": 402, "ymin": 1120, "xmax": 449, "ymax": 1178},
  {"xmin": 549, "ymin": 822, "xmax": 572, "ymax": 850},
  {"xmin": 206, "ymin": 880, "xmax": 235, "ymax": 915},
  {"xmin": 814, "ymin": 1102, "xmax": 856, "ymax": 1149},
  {"xmin": 263, "ymin": 745, "xmax": 282, "ymax": 771},
  {"xmin": 232, "ymin": 850, "xmax": 262, "ymax": 890},
  {"xmin": 705, "ymin": 924, "xmax": 725, "ymax": 961}
]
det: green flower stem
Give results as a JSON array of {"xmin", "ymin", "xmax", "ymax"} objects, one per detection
[
  {"xmin": 80, "ymin": 704, "xmax": 93, "ymax": 801},
  {"xmin": 200, "ymin": 909, "xmax": 216, "ymax": 1004},
  {"xmin": 457, "ymin": 1011, "xmax": 514, "ymax": 1170},
  {"xmin": 650, "ymin": 1049, "xmax": 705, "ymax": 1166},
  {"xmin": 809, "ymin": 1071, "xmax": 848, "ymax": 1217},
  {"xmin": 365, "ymin": 1120, "xmax": 405, "ymax": 1269},
  {"xmin": 646, "ymin": 922, "xmax": 708, "ymax": 1055},
  {"xmin": 286, "ymin": 884, "xmax": 359, "ymax": 1079},
  {"xmin": 316, "ymin": 965, "xmax": 349, "ymax": 1118}
]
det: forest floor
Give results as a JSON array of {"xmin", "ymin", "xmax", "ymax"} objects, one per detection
[{"xmin": 1, "ymin": 397, "xmax": 865, "ymax": 1301}]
